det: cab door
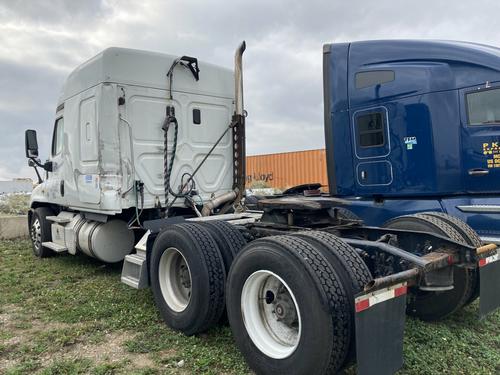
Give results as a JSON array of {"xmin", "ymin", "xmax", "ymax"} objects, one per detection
[
  {"xmin": 351, "ymin": 106, "xmax": 393, "ymax": 190},
  {"xmin": 461, "ymin": 84, "xmax": 500, "ymax": 193},
  {"xmin": 47, "ymin": 116, "xmax": 67, "ymax": 204}
]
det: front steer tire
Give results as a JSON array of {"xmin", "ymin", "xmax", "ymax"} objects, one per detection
[
  {"xmin": 29, "ymin": 207, "xmax": 54, "ymax": 258},
  {"xmin": 150, "ymin": 223, "xmax": 226, "ymax": 335},
  {"xmin": 226, "ymin": 235, "xmax": 350, "ymax": 375}
]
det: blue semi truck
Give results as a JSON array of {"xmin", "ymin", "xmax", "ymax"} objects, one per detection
[{"xmin": 324, "ymin": 40, "xmax": 500, "ymax": 244}]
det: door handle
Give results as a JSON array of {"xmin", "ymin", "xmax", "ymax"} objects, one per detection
[{"xmin": 468, "ymin": 168, "xmax": 489, "ymax": 176}]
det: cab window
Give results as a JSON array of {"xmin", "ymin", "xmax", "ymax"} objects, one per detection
[
  {"xmin": 355, "ymin": 70, "xmax": 395, "ymax": 89},
  {"xmin": 467, "ymin": 88, "xmax": 500, "ymax": 125},
  {"xmin": 52, "ymin": 117, "xmax": 64, "ymax": 155},
  {"xmin": 355, "ymin": 111, "xmax": 385, "ymax": 148}
]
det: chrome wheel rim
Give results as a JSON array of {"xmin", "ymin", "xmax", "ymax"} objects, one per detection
[
  {"xmin": 158, "ymin": 247, "xmax": 192, "ymax": 312},
  {"xmin": 31, "ymin": 217, "xmax": 42, "ymax": 251},
  {"xmin": 241, "ymin": 270, "xmax": 301, "ymax": 359}
]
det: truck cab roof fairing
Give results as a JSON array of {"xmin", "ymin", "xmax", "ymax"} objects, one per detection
[
  {"xmin": 347, "ymin": 40, "xmax": 500, "ymax": 109},
  {"xmin": 58, "ymin": 47, "xmax": 234, "ymax": 104}
]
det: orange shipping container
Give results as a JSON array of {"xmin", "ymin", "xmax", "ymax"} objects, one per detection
[{"xmin": 246, "ymin": 149, "xmax": 328, "ymax": 190}]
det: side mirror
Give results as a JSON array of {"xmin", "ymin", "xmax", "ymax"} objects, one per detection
[{"xmin": 25, "ymin": 129, "xmax": 39, "ymax": 158}]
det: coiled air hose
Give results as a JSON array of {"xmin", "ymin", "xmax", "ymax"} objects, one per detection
[
  {"xmin": 162, "ymin": 110, "xmax": 196, "ymax": 207},
  {"xmin": 162, "ymin": 55, "xmax": 238, "ymax": 216}
]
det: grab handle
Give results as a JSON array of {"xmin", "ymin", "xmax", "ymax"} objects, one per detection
[{"xmin": 468, "ymin": 168, "xmax": 489, "ymax": 176}]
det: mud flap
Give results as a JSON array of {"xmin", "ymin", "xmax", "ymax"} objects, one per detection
[
  {"xmin": 479, "ymin": 250, "xmax": 500, "ymax": 318},
  {"xmin": 355, "ymin": 283, "xmax": 407, "ymax": 375}
]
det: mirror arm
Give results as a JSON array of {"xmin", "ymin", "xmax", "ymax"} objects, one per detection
[
  {"xmin": 29, "ymin": 157, "xmax": 53, "ymax": 172},
  {"xmin": 28, "ymin": 158, "xmax": 43, "ymax": 184},
  {"xmin": 33, "ymin": 166, "xmax": 43, "ymax": 184},
  {"xmin": 29, "ymin": 157, "xmax": 45, "ymax": 169}
]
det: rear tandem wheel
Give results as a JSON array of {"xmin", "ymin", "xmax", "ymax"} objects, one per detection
[
  {"xmin": 199, "ymin": 220, "xmax": 247, "ymax": 272},
  {"xmin": 150, "ymin": 223, "xmax": 226, "ymax": 335},
  {"xmin": 292, "ymin": 230, "xmax": 372, "ymax": 365},
  {"xmin": 422, "ymin": 211, "xmax": 481, "ymax": 304},
  {"xmin": 199, "ymin": 220, "xmax": 247, "ymax": 322},
  {"xmin": 383, "ymin": 213, "xmax": 475, "ymax": 321},
  {"xmin": 226, "ymin": 235, "xmax": 351, "ymax": 375}
]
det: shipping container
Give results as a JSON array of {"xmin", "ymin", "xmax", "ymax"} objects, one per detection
[{"xmin": 246, "ymin": 149, "xmax": 327, "ymax": 190}]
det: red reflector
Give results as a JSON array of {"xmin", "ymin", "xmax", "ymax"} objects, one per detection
[
  {"xmin": 394, "ymin": 285, "xmax": 407, "ymax": 297},
  {"xmin": 447, "ymin": 255, "xmax": 454, "ymax": 265},
  {"xmin": 479, "ymin": 258, "xmax": 487, "ymax": 267},
  {"xmin": 355, "ymin": 298, "xmax": 370, "ymax": 313}
]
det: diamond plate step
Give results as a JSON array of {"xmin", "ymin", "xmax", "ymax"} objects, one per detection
[{"xmin": 42, "ymin": 241, "xmax": 68, "ymax": 253}]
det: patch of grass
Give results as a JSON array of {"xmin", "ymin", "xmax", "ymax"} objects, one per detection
[
  {"xmin": 0, "ymin": 240, "xmax": 250, "ymax": 374},
  {"xmin": 4, "ymin": 357, "xmax": 40, "ymax": 375},
  {"xmin": 0, "ymin": 329, "xmax": 14, "ymax": 341},
  {"xmin": 91, "ymin": 360, "xmax": 129, "ymax": 375},
  {"xmin": 39, "ymin": 358, "xmax": 93, "ymax": 375},
  {"xmin": 401, "ymin": 305, "xmax": 500, "ymax": 375},
  {"xmin": 0, "ymin": 194, "xmax": 30, "ymax": 216},
  {"xmin": 0, "ymin": 239, "xmax": 499, "ymax": 374},
  {"xmin": 124, "ymin": 325, "xmax": 248, "ymax": 374},
  {"xmin": 33, "ymin": 326, "xmax": 92, "ymax": 353},
  {"xmin": 127, "ymin": 368, "xmax": 159, "ymax": 375}
]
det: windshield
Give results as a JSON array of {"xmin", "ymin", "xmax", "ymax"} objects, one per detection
[{"xmin": 467, "ymin": 88, "xmax": 500, "ymax": 125}]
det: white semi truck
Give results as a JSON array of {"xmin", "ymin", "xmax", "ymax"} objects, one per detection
[{"xmin": 24, "ymin": 42, "xmax": 499, "ymax": 375}]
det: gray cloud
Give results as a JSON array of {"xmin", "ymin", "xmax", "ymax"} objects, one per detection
[
  {"xmin": 1, "ymin": 0, "xmax": 500, "ymax": 180},
  {"xmin": 0, "ymin": 0, "xmax": 110, "ymax": 27}
]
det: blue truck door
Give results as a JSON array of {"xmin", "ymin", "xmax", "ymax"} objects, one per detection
[
  {"xmin": 461, "ymin": 84, "xmax": 500, "ymax": 192},
  {"xmin": 351, "ymin": 106, "xmax": 393, "ymax": 188}
]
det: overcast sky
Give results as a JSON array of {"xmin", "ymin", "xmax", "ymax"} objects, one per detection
[{"xmin": 1, "ymin": 0, "xmax": 499, "ymax": 180}]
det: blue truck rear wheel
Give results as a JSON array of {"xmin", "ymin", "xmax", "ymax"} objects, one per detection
[
  {"xmin": 383, "ymin": 214, "xmax": 474, "ymax": 321},
  {"xmin": 419, "ymin": 212, "xmax": 481, "ymax": 305}
]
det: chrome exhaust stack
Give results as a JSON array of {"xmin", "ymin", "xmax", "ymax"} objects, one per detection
[
  {"xmin": 234, "ymin": 41, "xmax": 246, "ymax": 116},
  {"xmin": 199, "ymin": 41, "xmax": 247, "ymax": 216},
  {"xmin": 232, "ymin": 41, "xmax": 246, "ymax": 209}
]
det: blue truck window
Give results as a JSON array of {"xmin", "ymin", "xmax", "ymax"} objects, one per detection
[
  {"xmin": 467, "ymin": 88, "xmax": 500, "ymax": 125},
  {"xmin": 355, "ymin": 70, "xmax": 395, "ymax": 89},
  {"xmin": 356, "ymin": 112, "xmax": 385, "ymax": 147}
]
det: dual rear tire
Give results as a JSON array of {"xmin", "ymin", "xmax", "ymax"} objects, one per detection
[
  {"xmin": 151, "ymin": 224, "xmax": 367, "ymax": 374},
  {"xmin": 149, "ymin": 221, "xmax": 246, "ymax": 335},
  {"xmin": 226, "ymin": 233, "xmax": 370, "ymax": 374}
]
